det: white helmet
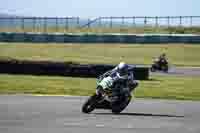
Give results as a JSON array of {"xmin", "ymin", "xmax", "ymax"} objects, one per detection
[{"xmin": 116, "ymin": 62, "xmax": 129, "ymax": 79}]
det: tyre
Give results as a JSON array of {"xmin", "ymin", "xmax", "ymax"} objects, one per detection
[
  {"xmin": 150, "ymin": 66, "xmax": 156, "ymax": 72},
  {"xmin": 162, "ymin": 65, "xmax": 168, "ymax": 73},
  {"xmin": 112, "ymin": 95, "xmax": 132, "ymax": 114},
  {"xmin": 82, "ymin": 94, "xmax": 99, "ymax": 113}
]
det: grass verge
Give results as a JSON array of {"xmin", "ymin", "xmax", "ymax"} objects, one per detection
[
  {"xmin": 0, "ymin": 43, "xmax": 200, "ymax": 67},
  {"xmin": 0, "ymin": 74, "xmax": 200, "ymax": 100}
]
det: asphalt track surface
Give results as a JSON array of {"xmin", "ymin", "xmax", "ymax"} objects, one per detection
[
  {"xmin": 133, "ymin": 64, "xmax": 200, "ymax": 76},
  {"xmin": 151, "ymin": 67, "xmax": 200, "ymax": 76},
  {"xmin": 1, "ymin": 95, "xmax": 200, "ymax": 133}
]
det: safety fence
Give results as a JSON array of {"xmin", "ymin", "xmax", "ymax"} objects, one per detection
[{"xmin": 0, "ymin": 16, "xmax": 200, "ymax": 34}]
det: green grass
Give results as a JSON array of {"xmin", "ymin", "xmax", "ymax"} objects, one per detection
[
  {"xmin": 0, "ymin": 43, "xmax": 200, "ymax": 67},
  {"xmin": 0, "ymin": 74, "xmax": 200, "ymax": 100}
]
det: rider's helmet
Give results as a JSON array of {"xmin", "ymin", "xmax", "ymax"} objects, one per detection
[
  {"xmin": 161, "ymin": 53, "xmax": 166, "ymax": 58},
  {"xmin": 116, "ymin": 62, "xmax": 129, "ymax": 79}
]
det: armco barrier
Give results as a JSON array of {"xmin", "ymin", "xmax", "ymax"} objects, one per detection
[
  {"xmin": 0, "ymin": 59, "xmax": 149, "ymax": 80},
  {"xmin": 0, "ymin": 32, "xmax": 200, "ymax": 43},
  {"xmin": 12, "ymin": 33, "xmax": 25, "ymax": 42}
]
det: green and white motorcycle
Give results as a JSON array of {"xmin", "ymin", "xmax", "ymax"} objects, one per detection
[{"xmin": 82, "ymin": 75, "xmax": 132, "ymax": 114}]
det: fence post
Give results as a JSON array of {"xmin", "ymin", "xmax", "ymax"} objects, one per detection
[
  {"xmin": 122, "ymin": 16, "xmax": 124, "ymax": 27},
  {"xmin": 21, "ymin": 18, "xmax": 25, "ymax": 32},
  {"xmin": 179, "ymin": 16, "xmax": 182, "ymax": 27},
  {"xmin": 110, "ymin": 16, "xmax": 113, "ymax": 28},
  {"xmin": 98, "ymin": 17, "xmax": 102, "ymax": 28},
  {"xmin": 56, "ymin": 17, "xmax": 58, "ymax": 32},
  {"xmin": 33, "ymin": 17, "xmax": 36, "ymax": 32},
  {"xmin": 88, "ymin": 18, "xmax": 90, "ymax": 28},
  {"xmin": 9, "ymin": 18, "xmax": 13, "ymax": 32},
  {"xmin": 167, "ymin": 16, "xmax": 170, "ymax": 27},
  {"xmin": 44, "ymin": 17, "xmax": 47, "ymax": 33},
  {"xmin": 155, "ymin": 16, "xmax": 158, "ymax": 27},
  {"xmin": 144, "ymin": 17, "xmax": 147, "ymax": 25},
  {"xmin": 133, "ymin": 17, "xmax": 136, "ymax": 27},
  {"xmin": 0, "ymin": 18, "xmax": 1, "ymax": 31},
  {"xmin": 65, "ymin": 17, "xmax": 68, "ymax": 32},
  {"xmin": 190, "ymin": 16, "xmax": 193, "ymax": 27},
  {"xmin": 77, "ymin": 17, "xmax": 80, "ymax": 28}
]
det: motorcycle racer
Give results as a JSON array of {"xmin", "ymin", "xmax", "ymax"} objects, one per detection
[{"xmin": 100, "ymin": 62, "xmax": 138, "ymax": 110}]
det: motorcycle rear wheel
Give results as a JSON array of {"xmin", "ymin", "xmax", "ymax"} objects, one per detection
[
  {"xmin": 112, "ymin": 95, "xmax": 132, "ymax": 114},
  {"xmin": 162, "ymin": 66, "xmax": 168, "ymax": 72},
  {"xmin": 150, "ymin": 66, "xmax": 156, "ymax": 72}
]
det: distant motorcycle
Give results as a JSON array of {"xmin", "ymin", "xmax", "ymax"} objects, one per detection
[
  {"xmin": 82, "ymin": 76, "xmax": 132, "ymax": 114},
  {"xmin": 150, "ymin": 58, "xmax": 169, "ymax": 72}
]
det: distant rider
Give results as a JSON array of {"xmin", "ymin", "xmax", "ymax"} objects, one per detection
[
  {"xmin": 157, "ymin": 53, "xmax": 168, "ymax": 65},
  {"xmin": 100, "ymin": 62, "xmax": 138, "ymax": 106}
]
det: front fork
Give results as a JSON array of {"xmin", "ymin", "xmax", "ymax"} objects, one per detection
[{"xmin": 96, "ymin": 85, "xmax": 112, "ymax": 103}]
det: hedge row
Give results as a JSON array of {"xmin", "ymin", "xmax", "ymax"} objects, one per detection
[{"xmin": 0, "ymin": 59, "xmax": 149, "ymax": 80}]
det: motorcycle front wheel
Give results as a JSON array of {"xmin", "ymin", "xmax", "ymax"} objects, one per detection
[{"xmin": 82, "ymin": 94, "xmax": 100, "ymax": 113}]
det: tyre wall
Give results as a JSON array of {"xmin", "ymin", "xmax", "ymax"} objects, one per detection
[{"xmin": 0, "ymin": 59, "xmax": 149, "ymax": 80}]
